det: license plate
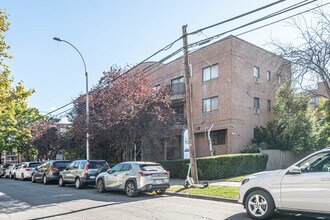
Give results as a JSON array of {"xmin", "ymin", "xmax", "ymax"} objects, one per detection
[
  {"xmin": 154, "ymin": 180, "xmax": 162, "ymax": 184},
  {"xmin": 90, "ymin": 176, "xmax": 95, "ymax": 179}
]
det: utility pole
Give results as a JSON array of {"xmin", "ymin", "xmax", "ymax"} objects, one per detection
[{"xmin": 182, "ymin": 25, "xmax": 198, "ymax": 183}]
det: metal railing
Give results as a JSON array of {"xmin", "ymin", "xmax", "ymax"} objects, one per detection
[{"xmin": 166, "ymin": 83, "xmax": 186, "ymax": 100}]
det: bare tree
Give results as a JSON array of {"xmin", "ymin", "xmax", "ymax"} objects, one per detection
[{"xmin": 272, "ymin": 6, "xmax": 330, "ymax": 97}]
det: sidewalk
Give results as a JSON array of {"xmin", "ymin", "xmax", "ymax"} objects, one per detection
[{"xmin": 170, "ymin": 179, "xmax": 241, "ymax": 187}]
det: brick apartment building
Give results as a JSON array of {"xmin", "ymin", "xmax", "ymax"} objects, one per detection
[{"xmin": 142, "ymin": 35, "xmax": 290, "ymax": 161}]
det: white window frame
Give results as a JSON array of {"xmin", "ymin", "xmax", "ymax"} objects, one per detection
[
  {"xmin": 202, "ymin": 96, "xmax": 218, "ymax": 113},
  {"xmin": 254, "ymin": 66, "xmax": 259, "ymax": 83},
  {"xmin": 267, "ymin": 71, "xmax": 271, "ymax": 81},
  {"xmin": 202, "ymin": 64, "xmax": 218, "ymax": 82},
  {"xmin": 254, "ymin": 97, "xmax": 260, "ymax": 114},
  {"xmin": 154, "ymin": 84, "xmax": 160, "ymax": 91}
]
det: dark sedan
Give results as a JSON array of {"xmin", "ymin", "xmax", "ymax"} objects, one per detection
[{"xmin": 32, "ymin": 160, "xmax": 71, "ymax": 184}]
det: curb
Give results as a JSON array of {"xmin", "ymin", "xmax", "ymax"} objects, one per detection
[{"xmin": 166, "ymin": 192, "xmax": 239, "ymax": 204}]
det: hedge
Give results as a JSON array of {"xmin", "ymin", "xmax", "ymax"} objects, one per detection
[{"xmin": 159, "ymin": 153, "xmax": 268, "ymax": 180}]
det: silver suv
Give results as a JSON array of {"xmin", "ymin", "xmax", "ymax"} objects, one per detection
[
  {"xmin": 59, "ymin": 160, "xmax": 109, "ymax": 189},
  {"xmin": 96, "ymin": 162, "xmax": 170, "ymax": 197}
]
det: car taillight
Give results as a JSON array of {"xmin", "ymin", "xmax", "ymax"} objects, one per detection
[
  {"xmin": 25, "ymin": 168, "xmax": 32, "ymax": 172},
  {"xmin": 50, "ymin": 167, "xmax": 58, "ymax": 171},
  {"xmin": 165, "ymin": 171, "xmax": 170, "ymax": 175},
  {"xmin": 139, "ymin": 172, "xmax": 152, "ymax": 177},
  {"xmin": 84, "ymin": 164, "xmax": 89, "ymax": 174}
]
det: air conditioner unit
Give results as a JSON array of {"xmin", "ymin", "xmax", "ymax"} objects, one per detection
[{"xmin": 254, "ymin": 108, "xmax": 260, "ymax": 114}]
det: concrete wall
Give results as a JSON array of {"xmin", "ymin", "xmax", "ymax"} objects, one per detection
[{"xmin": 260, "ymin": 149, "xmax": 309, "ymax": 170}]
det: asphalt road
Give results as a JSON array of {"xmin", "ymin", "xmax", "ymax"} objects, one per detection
[{"xmin": 0, "ymin": 177, "xmax": 328, "ymax": 220}]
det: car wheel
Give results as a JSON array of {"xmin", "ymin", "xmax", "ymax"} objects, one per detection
[
  {"xmin": 9, "ymin": 173, "xmax": 12, "ymax": 179},
  {"xmin": 59, "ymin": 176, "xmax": 65, "ymax": 187},
  {"xmin": 31, "ymin": 174, "xmax": 36, "ymax": 183},
  {"xmin": 156, "ymin": 189, "xmax": 166, "ymax": 195},
  {"xmin": 43, "ymin": 175, "xmax": 48, "ymax": 185},
  {"xmin": 21, "ymin": 173, "xmax": 25, "ymax": 181},
  {"xmin": 75, "ymin": 177, "xmax": 82, "ymax": 189},
  {"xmin": 245, "ymin": 190, "xmax": 275, "ymax": 220},
  {"xmin": 184, "ymin": 180, "xmax": 189, "ymax": 188},
  {"xmin": 97, "ymin": 179, "xmax": 106, "ymax": 193},
  {"xmin": 125, "ymin": 181, "xmax": 138, "ymax": 197},
  {"xmin": 14, "ymin": 173, "xmax": 17, "ymax": 180}
]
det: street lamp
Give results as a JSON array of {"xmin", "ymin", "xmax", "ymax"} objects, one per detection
[{"xmin": 53, "ymin": 37, "xmax": 90, "ymax": 160}]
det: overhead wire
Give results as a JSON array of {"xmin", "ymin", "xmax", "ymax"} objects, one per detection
[{"xmin": 44, "ymin": 0, "xmax": 319, "ymax": 119}]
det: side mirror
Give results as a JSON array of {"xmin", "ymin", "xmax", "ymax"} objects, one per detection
[
  {"xmin": 288, "ymin": 165, "xmax": 301, "ymax": 175},
  {"xmin": 107, "ymin": 169, "xmax": 113, "ymax": 174}
]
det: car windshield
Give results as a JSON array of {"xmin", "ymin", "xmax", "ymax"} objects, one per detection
[
  {"xmin": 89, "ymin": 161, "xmax": 107, "ymax": 169},
  {"xmin": 28, "ymin": 163, "xmax": 41, "ymax": 168},
  {"xmin": 140, "ymin": 164, "xmax": 164, "ymax": 172},
  {"xmin": 53, "ymin": 162, "xmax": 71, "ymax": 169}
]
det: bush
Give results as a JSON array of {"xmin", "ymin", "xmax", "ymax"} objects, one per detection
[{"xmin": 159, "ymin": 153, "xmax": 268, "ymax": 180}]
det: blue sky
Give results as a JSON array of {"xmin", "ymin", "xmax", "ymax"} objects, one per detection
[{"xmin": 1, "ymin": 0, "xmax": 325, "ymax": 120}]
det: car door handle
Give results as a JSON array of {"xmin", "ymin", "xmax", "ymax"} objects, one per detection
[{"xmin": 321, "ymin": 178, "xmax": 330, "ymax": 181}]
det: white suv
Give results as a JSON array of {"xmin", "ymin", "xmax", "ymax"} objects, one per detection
[{"xmin": 239, "ymin": 147, "xmax": 330, "ymax": 219}]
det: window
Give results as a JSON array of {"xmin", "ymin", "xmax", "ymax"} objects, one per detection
[
  {"xmin": 111, "ymin": 164, "xmax": 125, "ymax": 173},
  {"xmin": 73, "ymin": 162, "xmax": 80, "ymax": 169},
  {"xmin": 154, "ymin": 84, "xmax": 160, "ymax": 91},
  {"xmin": 122, "ymin": 164, "xmax": 132, "ymax": 171},
  {"xmin": 299, "ymin": 152, "xmax": 330, "ymax": 173},
  {"xmin": 202, "ymin": 96, "xmax": 218, "ymax": 113},
  {"xmin": 211, "ymin": 130, "xmax": 226, "ymax": 145},
  {"xmin": 253, "ymin": 66, "xmax": 259, "ymax": 83},
  {"xmin": 254, "ymin": 97, "xmax": 260, "ymax": 114},
  {"xmin": 267, "ymin": 71, "xmax": 271, "ymax": 81},
  {"xmin": 79, "ymin": 161, "xmax": 86, "ymax": 169},
  {"xmin": 277, "ymin": 74, "xmax": 282, "ymax": 84},
  {"xmin": 267, "ymin": 100, "xmax": 271, "ymax": 111},
  {"xmin": 202, "ymin": 64, "xmax": 218, "ymax": 82},
  {"xmin": 171, "ymin": 76, "xmax": 184, "ymax": 85}
]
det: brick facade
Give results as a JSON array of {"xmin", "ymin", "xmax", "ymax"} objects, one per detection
[{"xmin": 144, "ymin": 36, "xmax": 290, "ymax": 160}]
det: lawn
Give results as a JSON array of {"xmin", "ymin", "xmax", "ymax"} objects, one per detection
[
  {"xmin": 225, "ymin": 175, "xmax": 249, "ymax": 182},
  {"xmin": 168, "ymin": 185, "xmax": 239, "ymax": 199}
]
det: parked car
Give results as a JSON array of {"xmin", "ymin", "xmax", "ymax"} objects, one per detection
[
  {"xmin": 239, "ymin": 147, "xmax": 330, "ymax": 219},
  {"xmin": 0, "ymin": 164, "xmax": 11, "ymax": 177},
  {"xmin": 59, "ymin": 160, "xmax": 109, "ymax": 189},
  {"xmin": 14, "ymin": 162, "xmax": 41, "ymax": 181},
  {"xmin": 4, "ymin": 164, "xmax": 21, "ymax": 179},
  {"xmin": 31, "ymin": 160, "xmax": 71, "ymax": 184},
  {"xmin": 95, "ymin": 162, "xmax": 170, "ymax": 197}
]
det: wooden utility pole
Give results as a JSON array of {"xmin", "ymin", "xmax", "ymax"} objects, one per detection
[{"xmin": 182, "ymin": 25, "xmax": 198, "ymax": 183}]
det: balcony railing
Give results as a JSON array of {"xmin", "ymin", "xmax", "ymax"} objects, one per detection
[{"xmin": 166, "ymin": 83, "xmax": 186, "ymax": 101}]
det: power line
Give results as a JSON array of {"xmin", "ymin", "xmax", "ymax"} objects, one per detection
[
  {"xmin": 188, "ymin": 0, "xmax": 288, "ymax": 36},
  {"xmin": 142, "ymin": 0, "xmax": 320, "ymax": 78},
  {"xmin": 44, "ymin": 0, "xmax": 318, "ymax": 117}
]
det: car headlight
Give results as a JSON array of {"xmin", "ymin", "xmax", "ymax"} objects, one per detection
[{"xmin": 241, "ymin": 178, "xmax": 250, "ymax": 185}]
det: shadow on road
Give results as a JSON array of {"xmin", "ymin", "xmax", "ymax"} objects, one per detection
[
  {"xmin": 225, "ymin": 212, "xmax": 330, "ymax": 220},
  {"xmin": 0, "ymin": 178, "xmax": 165, "ymax": 216}
]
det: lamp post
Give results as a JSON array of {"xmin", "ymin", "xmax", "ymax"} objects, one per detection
[{"xmin": 53, "ymin": 37, "xmax": 90, "ymax": 160}]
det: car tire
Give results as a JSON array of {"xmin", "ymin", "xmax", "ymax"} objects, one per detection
[
  {"xmin": 97, "ymin": 179, "xmax": 106, "ymax": 193},
  {"xmin": 31, "ymin": 174, "xmax": 36, "ymax": 183},
  {"xmin": 21, "ymin": 173, "xmax": 25, "ymax": 181},
  {"xmin": 245, "ymin": 190, "xmax": 275, "ymax": 220},
  {"xmin": 43, "ymin": 175, "xmax": 48, "ymax": 185},
  {"xmin": 156, "ymin": 189, "xmax": 166, "ymax": 195},
  {"xmin": 59, "ymin": 176, "xmax": 65, "ymax": 187},
  {"xmin": 125, "ymin": 181, "xmax": 138, "ymax": 197},
  {"xmin": 14, "ymin": 173, "xmax": 17, "ymax": 180},
  {"xmin": 75, "ymin": 177, "xmax": 83, "ymax": 189}
]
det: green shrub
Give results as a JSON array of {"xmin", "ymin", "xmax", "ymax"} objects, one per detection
[{"xmin": 159, "ymin": 153, "xmax": 268, "ymax": 180}]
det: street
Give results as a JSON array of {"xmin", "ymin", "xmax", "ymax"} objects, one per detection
[{"xmin": 0, "ymin": 178, "xmax": 328, "ymax": 220}]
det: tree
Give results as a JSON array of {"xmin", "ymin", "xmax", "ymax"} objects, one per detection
[
  {"xmin": 253, "ymin": 83, "xmax": 325, "ymax": 152},
  {"xmin": 272, "ymin": 7, "xmax": 330, "ymax": 97},
  {"xmin": 29, "ymin": 120, "xmax": 61, "ymax": 160},
  {"xmin": 0, "ymin": 10, "xmax": 42, "ymax": 160},
  {"xmin": 66, "ymin": 66, "xmax": 175, "ymax": 162}
]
